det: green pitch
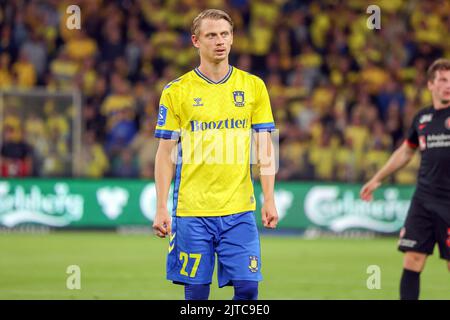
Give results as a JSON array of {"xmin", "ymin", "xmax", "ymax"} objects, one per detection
[{"xmin": 0, "ymin": 232, "xmax": 448, "ymax": 300}]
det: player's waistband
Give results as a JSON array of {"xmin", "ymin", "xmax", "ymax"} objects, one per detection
[
  {"xmin": 414, "ymin": 186, "xmax": 450, "ymax": 207},
  {"xmin": 174, "ymin": 206, "xmax": 256, "ymax": 217}
]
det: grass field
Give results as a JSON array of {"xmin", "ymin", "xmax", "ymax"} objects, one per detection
[{"xmin": 0, "ymin": 232, "xmax": 448, "ymax": 300}]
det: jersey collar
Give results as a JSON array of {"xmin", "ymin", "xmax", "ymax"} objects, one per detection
[{"xmin": 194, "ymin": 65, "xmax": 233, "ymax": 84}]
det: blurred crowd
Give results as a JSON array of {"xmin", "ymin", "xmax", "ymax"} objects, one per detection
[{"xmin": 1, "ymin": 0, "xmax": 449, "ymax": 183}]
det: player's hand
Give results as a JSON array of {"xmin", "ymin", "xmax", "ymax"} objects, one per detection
[
  {"xmin": 152, "ymin": 207, "xmax": 171, "ymax": 238},
  {"xmin": 360, "ymin": 179, "xmax": 381, "ymax": 202},
  {"xmin": 261, "ymin": 200, "xmax": 278, "ymax": 229}
]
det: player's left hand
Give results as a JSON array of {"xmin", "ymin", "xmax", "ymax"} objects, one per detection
[
  {"xmin": 261, "ymin": 200, "xmax": 278, "ymax": 229},
  {"xmin": 153, "ymin": 207, "xmax": 172, "ymax": 238}
]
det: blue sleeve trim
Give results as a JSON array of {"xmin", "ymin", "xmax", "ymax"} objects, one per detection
[
  {"xmin": 172, "ymin": 142, "xmax": 183, "ymax": 216},
  {"xmin": 154, "ymin": 129, "xmax": 180, "ymax": 140},
  {"xmin": 251, "ymin": 122, "xmax": 276, "ymax": 132}
]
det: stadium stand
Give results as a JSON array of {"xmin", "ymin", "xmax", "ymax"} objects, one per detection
[{"xmin": 1, "ymin": 0, "xmax": 449, "ymax": 182}]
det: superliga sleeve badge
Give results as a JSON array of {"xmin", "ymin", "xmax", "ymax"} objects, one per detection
[{"xmin": 157, "ymin": 105, "xmax": 167, "ymax": 126}]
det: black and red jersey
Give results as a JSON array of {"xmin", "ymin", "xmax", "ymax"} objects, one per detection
[{"xmin": 405, "ymin": 106, "xmax": 450, "ymax": 205}]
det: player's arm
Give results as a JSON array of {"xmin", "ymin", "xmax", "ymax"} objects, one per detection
[
  {"xmin": 360, "ymin": 141, "xmax": 416, "ymax": 201},
  {"xmin": 255, "ymin": 131, "xmax": 278, "ymax": 229},
  {"xmin": 153, "ymin": 139, "xmax": 177, "ymax": 238},
  {"xmin": 153, "ymin": 84, "xmax": 180, "ymax": 238}
]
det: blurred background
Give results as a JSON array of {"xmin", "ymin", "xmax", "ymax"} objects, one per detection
[
  {"xmin": 2, "ymin": 0, "xmax": 449, "ymax": 231},
  {"xmin": 2, "ymin": 0, "xmax": 449, "ymax": 182}
]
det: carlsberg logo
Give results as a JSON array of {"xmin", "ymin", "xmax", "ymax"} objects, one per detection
[
  {"xmin": 0, "ymin": 182, "xmax": 84, "ymax": 227},
  {"xmin": 304, "ymin": 186, "xmax": 410, "ymax": 232}
]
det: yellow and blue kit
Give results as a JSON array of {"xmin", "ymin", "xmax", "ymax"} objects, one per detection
[{"xmin": 155, "ymin": 65, "xmax": 275, "ymax": 286}]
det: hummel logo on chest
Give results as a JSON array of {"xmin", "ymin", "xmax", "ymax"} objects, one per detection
[
  {"xmin": 419, "ymin": 114, "xmax": 433, "ymax": 124},
  {"xmin": 193, "ymin": 98, "xmax": 204, "ymax": 107}
]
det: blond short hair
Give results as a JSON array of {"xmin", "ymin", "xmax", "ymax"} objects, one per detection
[
  {"xmin": 191, "ymin": 9, "xmax": 233, "ymax": 37},
  {"xmin": 427, "ymin": 58, "xmax": 450, "ymax": 82}
]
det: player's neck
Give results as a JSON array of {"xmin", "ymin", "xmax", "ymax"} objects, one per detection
[
  {"xmin": 433, "ymin": 99, "xmax": 450, "ymax": 110},
  {"xmin": 197, "ymin": 60, "xmax": 230, "ymax": 83}
]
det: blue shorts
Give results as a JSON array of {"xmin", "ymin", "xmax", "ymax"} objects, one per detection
[{"xmin": 166, "ymin": 211, "xmax": 262, "ymax": 287}]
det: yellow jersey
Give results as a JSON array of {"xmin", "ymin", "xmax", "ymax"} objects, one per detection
[{"xmin": 155, "ymin": 66, "xmax": 275, "ymax": 217}]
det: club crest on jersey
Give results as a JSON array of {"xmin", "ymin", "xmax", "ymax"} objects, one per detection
[
  {"xmin": 248, "ymin": 256, "xmax": 258, "ymax": 273},
  {"xmin": 233, "ymin": 91, "xmax": 245, "ymax": 107},
  {"xmin": 419, "ymin": 135, "xmax": 426, "ymax": 150},
  {"xmin": 419, "ymin": 114, "xmax": 433, "ymax": 124},
  {"xmin": 446, "ymin": 117, "xmax": 450, "ymax": 130},
  {"xmin": 193, "ymin": 97, "xmax": 204, "ymax": 107}
]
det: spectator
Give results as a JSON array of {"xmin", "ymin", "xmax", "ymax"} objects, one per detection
[
  {"xmin": 100, "ymin": 26, "xmax": 124, "ymax": 66},
  {"xmin": 49, "ymin": 48, "xmax": 79, "ymax": 89},
  {"xmin": 0, "ymin": 26, "xmax": 18, "ymax": 62},
  {"xmin": 0, "ymin": 53, "xmax": 13, "ymax": 89},
  {"xmin": 1, "ymin": 124, "xmax": 34, "ymax": 177},
  {"xmin": 296, "ymin": 97, "xmax": 318, "ymax": 134},
  {"xmin": 12, "ymin": 49, "xmax": 36, "ymax": 88},
  {"xmin": 65, "ymin": 30, "xmax": 98, "ymax": 62},
  {"xmin": 104, "ymin": 108, "xmax": 138, "ymax": 162},
  {"xmin": 79, "ymin": 130, "xmax": 109, "ymax": 178},
  {"xmin": 375, "ymin": 78, "xmax": 406, "ymax": 120},
  {"xmin": 385, "ymin": 101, "xmax": 404, "ymax": 148},
  {"xmin": 21, "ymin": 30, "xmax": 47, "ymax": 82},
  {"xmin": 110, "ymin": 149, "xmax": 139, "ymax": 178},
  {"xmin": 128, "ymin": 119, "xmax": 159, "ymax": 178}
]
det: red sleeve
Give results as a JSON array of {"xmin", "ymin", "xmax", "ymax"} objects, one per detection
[{"xmin": 404, "ymin": 139, "xmax": 418, "ymax": 149}]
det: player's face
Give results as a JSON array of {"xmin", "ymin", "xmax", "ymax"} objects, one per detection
[
  {"xmin": 192, "ymin": 18, "xmax": 233, "ymax": 64},
  {"xmin": 428, "ymin": 70, "xmax": 450, "ymax": 104}
]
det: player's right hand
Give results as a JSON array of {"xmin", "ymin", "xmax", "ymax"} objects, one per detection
[
  {"xmin": 152, "ymin": 208, "xmax": 172, "ymax": 238},
  {"xmin": 360, "ymin": 179, "xmax": 381, "ymax": 202}
]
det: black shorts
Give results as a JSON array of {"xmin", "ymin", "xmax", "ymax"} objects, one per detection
[{"xmin": 398, "ymin": 196, "xmax": 450, "ymax": 260}]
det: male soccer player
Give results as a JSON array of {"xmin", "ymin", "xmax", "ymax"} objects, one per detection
[
  {"xmin": 360, "ymin": 58, "xmax": 450, "ymax": 300},
  {"xmin": 152, "ymin": 9, "xmax": 278, "ymax": 300}
]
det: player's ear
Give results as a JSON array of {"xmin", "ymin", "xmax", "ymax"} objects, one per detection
[
  {"xmin": 427, "ymin": 79, "xmax": 434, "ymax": 91},
  {"xmin": 192, "ymin": 34, "xmax": 200, "ymax": 49}
]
